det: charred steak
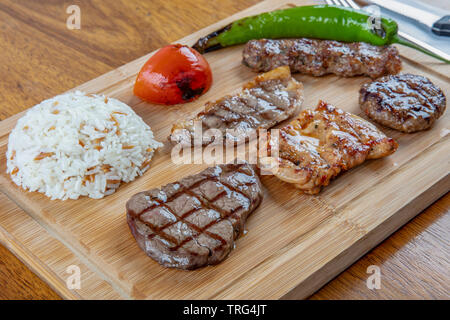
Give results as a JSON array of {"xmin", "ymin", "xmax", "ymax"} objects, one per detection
[
  {"xmin": 259, "ymin": 101, "xmax": 398, "ymax": 194},
  {"xmin": 243, "ymin": 39, "xmax": 402, "ymax": 79},
  {"xmin": 359, "ymin": 73, "xmax": 446, "ymax": 133},
  {"xmin": 126, "ymin": 162, "xmax": 263, "ymax": 270},
  {"xmin": 170, "ymin": 66, "xmax": 303, "ymax": 146}
]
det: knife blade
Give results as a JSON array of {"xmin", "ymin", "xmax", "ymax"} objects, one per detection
[{"xmin": 368, "ymin": 0, "xmax": 450, "ymax": 36}]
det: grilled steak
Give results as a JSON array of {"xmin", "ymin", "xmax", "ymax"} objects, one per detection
[
  {"xmin": 170, "ymin": 66, "xmax": 303, "ymax": 146},
  {"xmin": 259, "ymin": 101, "xmax": 398, "ymax": 194},
  {"xmin": 126, "ymin": 162, "xmax": 263, "ymax": 270},
  {"xmin": 360, "ymin": 73, "xmax": 446, "ymax": 133},
  {"xmin": 243, "ymin": 39, "xmax": 402, "ymax": 79}
]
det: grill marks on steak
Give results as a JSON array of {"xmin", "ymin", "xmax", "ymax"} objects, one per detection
[
  {"xmin": 243, "ymin": 39, "xmax": 402, "ymax": 79},
  {"xmin": 126, "ymin": 162, "xmax": 262, "ymax": 270},
  {"xmin": 170, "ymin": 66, "xmax": 303, "ymax": 146}
]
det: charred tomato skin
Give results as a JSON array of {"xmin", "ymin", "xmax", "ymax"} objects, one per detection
[{"xmin": 134, "ymin": 44, "xmax": 212, "ymax": 105}]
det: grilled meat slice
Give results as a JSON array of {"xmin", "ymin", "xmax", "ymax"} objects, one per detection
[
  {"xmin": 259, "ymin": 101, "xmax": 398, "ymax": 194},
  {"xmin": 360, "ymin": 73, "xmax": 446, "ymax": 133},
  {"xmin": 243, "ymin": 39, "xmax": 402, "ymax": 79},
  {"xmin": 126, "ymin": 162, "xmax": 263, "ymax": 270},
  {"xmin": 170, "ymin": 66, "xmax": 303, "ymax": 146}
]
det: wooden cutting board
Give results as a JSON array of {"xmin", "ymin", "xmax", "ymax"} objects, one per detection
[{"xmin": 0, "ymin": 0, "xmax": 448, "ymax": 300}]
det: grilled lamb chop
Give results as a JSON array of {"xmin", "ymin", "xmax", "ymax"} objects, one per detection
[
  {"xmin": 126, "ymin": 162, "xmax": 263, "ymax": 270},
  {"xmin": 360, "ymin": 73, "xmax": 446, "ymax": 133},
  {"xmin": 259, "ymin": 101, "xmax": 398, "ymax": 194},
  {"xmin": 243, "ymin": 39, "xmax": 402, "ymax": 79},
  {"xmin": 170, "ymin": 66, "xmax": 303, "ymax": 146}
]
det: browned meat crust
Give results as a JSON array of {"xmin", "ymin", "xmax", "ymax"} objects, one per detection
[
  {"xmin": 242, "ymin": 38, "xmax": 402, "ymax": 79},
  {"xmin": 170, "ymin": 66, "xmax": 303, "ymax": 146},
  {"xmin": 259, "ymin": 101, "xmax": 398, "ymax": 194},
  {"xmin": 359, "ymin": 73, "xmax": 446, "ymax": 133},
  {"xmin": 126, "ymin": 162, "xmax": 262, "ymax": 270}
]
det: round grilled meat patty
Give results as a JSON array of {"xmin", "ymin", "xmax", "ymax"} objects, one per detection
[{"xmin": 359, "ymin": 74, "xmax": 446, "ymax": 133}]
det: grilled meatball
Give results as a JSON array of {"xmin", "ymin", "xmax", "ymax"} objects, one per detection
[
  {"xmin": 359, "ymin": 73, "xmax": 446, "ymax": 133},
  {"xmin": 242, "ymin": 38, "xmax": 402, "ymax": 79}
]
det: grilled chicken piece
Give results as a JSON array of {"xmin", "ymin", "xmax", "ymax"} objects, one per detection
[
  {"xmin": 243, "ymin": 39, "xmax": 402, "ymax": 79},
  {"xmin": 170, "ymin": 66, "xmax": 303, "ymax": 146},
  {"xmin": 126, "ymin": 162, "xmax": 263, "ymax": 270},
  {"xmin": 259, "ymin": 101, "xmax": 398, "ymax": 194}
]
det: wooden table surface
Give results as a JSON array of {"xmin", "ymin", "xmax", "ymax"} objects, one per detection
[{"xmin": 0, "ymin": 0, "xmax": 448, "ymax": 300}]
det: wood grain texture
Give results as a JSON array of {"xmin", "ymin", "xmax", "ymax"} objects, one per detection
[
  {"xmin": 0, "ymin": 0, "xmax": 258, "ymax": 120},
  {"xmin": 0, "ymin": 190, "xmax": 122, "ymax": 300},
  {"xmin": 0, "ymin": 237, "xmax": 60, "ymax": 300},
  {"xmin": 311, "ymin": 194, "xmax": 450, "ymax": 300},
  {"xmin": 0, "ymin": 0, "xmax": 448, "ymax": 299}
]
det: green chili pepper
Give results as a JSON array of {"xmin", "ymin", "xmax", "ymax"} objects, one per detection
[{"xmin": 193, "ymin": 5, "xmax": 449, "ymax": 63}]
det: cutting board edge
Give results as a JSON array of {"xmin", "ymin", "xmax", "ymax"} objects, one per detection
[
  {"xmin": 1, "ymin": 173, "xmax": 448, "ymax": 300},
  {"xmin": 0, "ymin": 0, "xmax": 296, "ymax": 137},
  {"xmin": 0, "ymin": 183, "xmax": 133, "ymax": 300},
  {"xmin": 209, "ymin": 136, "xmax": 449, "ymax": 299},
  {"xmin": 1, "ymin": 136, "xmax": 447, "ymax": 300},
  {"xmin": 281, "ymin": 173, "xmax": 450, "ymax": 299},
  {"xmin": 0, "ymin": 223, "xmax": 81, "ymax": 300}
]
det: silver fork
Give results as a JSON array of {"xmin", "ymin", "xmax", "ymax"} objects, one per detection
[{"xmin": 325, "ymin": 0, "xmax": 450, "ymax": 62}]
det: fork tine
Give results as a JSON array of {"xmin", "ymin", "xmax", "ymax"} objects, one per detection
[
  {"xmin": 336, "ymin": 0, "xmax": 349, "ymax": 7},
  {"xmin": 325, "ymin": 0, "xmax": 360, "ymax": 9},
  {"xmin": 325, "ymin": 0, "xmax": 340, "ymax": 6},
  {"xmin": 343, "ymin": 0, "xmax": 361, "ymax": 9}
]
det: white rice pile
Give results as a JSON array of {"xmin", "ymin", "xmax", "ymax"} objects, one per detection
[{"xmin": 6, "ymin": 91, "xmax": 163, "ymax": 200}]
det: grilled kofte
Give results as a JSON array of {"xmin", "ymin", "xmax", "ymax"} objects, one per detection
[
  {"xmin": 170, "ymin": 66, "xmax": 303, "ymax": 146},
  {"xmin": 359, "ymin": 73, "xmax": 446, "ymax": 133},
  {"xmin": 243, "ymin": 39, "xmax": 402, "ymax": 79},
  {"xmin": 259, "ymin": 101, "xmax": 398, "ymax": 194},
  {"xmin": 126, "ymin": 162, "xmax": 262, "ymax": 270}
]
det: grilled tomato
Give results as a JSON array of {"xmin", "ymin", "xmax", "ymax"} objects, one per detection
[{"xmin": 134, "ymin": 44, "xmax": 212, "ymax": 105}]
